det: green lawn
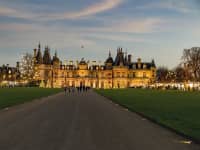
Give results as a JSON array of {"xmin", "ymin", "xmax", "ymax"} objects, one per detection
[
  {"xmin": 0, "ymin": 87, "xmax": 62, "ymax": 109},
  {"xmin": 96, "ymin": 89, "xmax": 200, "ymax": 142}
]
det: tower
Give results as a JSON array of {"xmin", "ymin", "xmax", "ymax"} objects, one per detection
[
  {"xmin": 36, "ymin": 47, "xmax": 43, "ymax": 64},
  {"xmin": 52, "ymin": 50, "xmax": 60, "ymax": 67},
  {"xmin": 105, "ymin": 50, "xmax": 114, "ymax": 69},
  {"xmin": 114, "ymin": 47, "xmax": 125, "ymax": 66},
  {"xmin": 43, "ymin": 46, "xmax": 51, "ymax": 65}
]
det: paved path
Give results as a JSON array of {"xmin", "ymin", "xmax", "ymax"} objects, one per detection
[{"xmin": 0, "ymin": 90, "xmax": 199, "ymax": 150}]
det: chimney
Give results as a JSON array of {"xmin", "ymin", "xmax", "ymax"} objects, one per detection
[
  {"xmin": 6, "ymin": 64, "xmax": 9, "ymax": 69},
  {"xmin": 137, "ymin": 58, "xmax": 141, "ymax": 63},
  {"xmin": 128, "ymin": 54, "xmax": 132, "ymax": 64},
  {"xmin": 16, "ymin": 62, "xmax": 20, "ymax": 68},
  {"xmin": 34, "ymin": 48, "xmax": 37, "ymax": 57}
]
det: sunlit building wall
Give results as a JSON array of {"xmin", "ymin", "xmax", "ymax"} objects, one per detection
[{"xmin": 33, "ymin": 43, "xmax": 156, "ymax": 89}]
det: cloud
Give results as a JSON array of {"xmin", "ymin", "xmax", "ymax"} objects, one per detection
[
  {"xmin": 0, "ymin": 22, "xmax": 96, "ymax": 50},
  {"xmin": 0, "ymin": 6, "xmax": 38, "ymax": 19},
  {"xmin": 87, "ymin": 18, "xmax": 164, "ymax": 33},
  {"xmin": 0, "ymin": 23, "xmax": 42, "ymax": 32},
  {"xmin": 0, "ymin": 16, "xmax": 164, "ymax": 34},
  {"xmin": 84, "ymin": 33, "xmax": 152, "ymax": 43},
  {"xmin": 114, "ymin": 18, "xmax": 163, "ymax": 33},
  {"xmin": 138, "ymin": 0, "xmax": 192, "ymax": 13},
  {"xmin": 0, "ymin": 0, "xmax": 124, "ymax": 20},
  {"xmin": 47, "ymin": 0, "xmax": 124, "ymax": 20}
]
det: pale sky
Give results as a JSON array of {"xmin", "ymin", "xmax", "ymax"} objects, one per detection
[{"xmin": 0, "ymin": 0, "xmax": 200, "ymax": 68}]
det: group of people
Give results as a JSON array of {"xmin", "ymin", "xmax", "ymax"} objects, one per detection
[{"xmin": 64, "ymin": 86, "xmax": 90, "ymax": 94}]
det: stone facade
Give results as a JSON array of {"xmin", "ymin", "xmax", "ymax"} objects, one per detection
[
  {"xmin": 33, "ymin": 43, "xmax": 156, "ymax": 88},
  {"xmin": 0, "ymin": 63, "xmax": 20, "ymax": 84}
]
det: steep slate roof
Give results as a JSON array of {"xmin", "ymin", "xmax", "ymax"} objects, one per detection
[
  {"xmin": 43, "ymin": 46, "xmax": 52, "ymax": 65},
  {"xmin": 0, "ymin": 66, "xmax": 18, "ymax": 75},
  {"xmin": 52, "ymin": 51, "xmax": 60, "ymax": 63},
  {"xmin": 79, "ymin": 58, "xmax": 87, "ymax": 65},
  {"xmin": 114, "ymin": 48, "xmax": 126, "ymax": 66},
  {"xmin": 105, "ymin": 51, "xmax": 114, "ymax": 64}
]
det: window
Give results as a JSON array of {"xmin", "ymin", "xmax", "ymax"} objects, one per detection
[
  {"xmin": 101, "ymin": 72, "xmax": 104, "ymax": 78},
  {"xmin": 101, "ymin": 81, "xmax": 104, "ymax": 88},
  {"xmin": 117, "ymin": 72, "xmax": 120, "ymax": 77},
  {"xmin": 133, "ymin": 72, "xmax": 136, "ymax": 78},
  {"xmin": 132, "ymin": 64, "xmax": 136, "ymax": 69},
  {"xmin": 122, "ymin": 72, "xmax": 125, "ymax": 77},
  {"xmin": 143, "ymin": 72, "xmax": 146, "ymax": 78},
  {"xmin": 93, "ymin": 72, "xmax": 97, "ymax": 77}
]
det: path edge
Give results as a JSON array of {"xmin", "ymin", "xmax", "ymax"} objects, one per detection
[{"xmin": 95, "ymin": 90, "xmax": 200, "ymax": 145}]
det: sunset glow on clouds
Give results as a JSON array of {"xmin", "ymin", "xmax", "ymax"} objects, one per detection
[{"xmin": 0, "ymin": 0, "xmax": 200, "ymax": 68}]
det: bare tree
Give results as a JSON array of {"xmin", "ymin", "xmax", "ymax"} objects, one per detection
[
  {"xmin": 156, "ymin": 67, "xmax": 169, "ymax": 82},
  {"xmin": 174, "ymin": 66, "xmax": 186, "ymax": 82},
  {"xmin": 182, "ymin": 47, "xmax": 200, "ymax": 81}
]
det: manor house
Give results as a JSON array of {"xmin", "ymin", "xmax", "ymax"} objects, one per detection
[{"xmin": 33, "ymin": 43, "xmax": 156, "ymax": 88}]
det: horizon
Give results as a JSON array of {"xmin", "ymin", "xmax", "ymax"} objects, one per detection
[{"xmin": 0, "ymin": 0, "xmax": 200, "ymax": 69}]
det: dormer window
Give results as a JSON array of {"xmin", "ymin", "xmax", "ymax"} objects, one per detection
[
  {"xmin": 132, "ymin": 64, "xmax": 136, "ymax": 69},
  {"xmin": 138, "ymin": 64, "xmax": 141, "ymax": 69}
]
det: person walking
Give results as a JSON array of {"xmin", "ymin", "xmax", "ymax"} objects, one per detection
[{"xmin": 64, "ymin": 87, "xmax": 67, "ymax": 95}]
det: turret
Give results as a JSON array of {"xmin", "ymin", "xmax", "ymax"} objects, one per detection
[
  {"xmin": 151, "ymin": 59, "xmax": 156, "ymax": 68},
  {"xmin": 52, "ymin": 50, "xmax": 60, "ymax": 67},
  {"xmin": 105, "ymin": 50, "xmax": 114, "ymax": 69},
  {"xmin": 36, "ymin": 48, "xmax": 43, "ymax": 64},
  {"xmin": 38, "ymin": 42, "xmax": 41, "ymax": 51},
  {"xmin": 43, "ymin": 46, "xmax": 52, "ymax": 65}
]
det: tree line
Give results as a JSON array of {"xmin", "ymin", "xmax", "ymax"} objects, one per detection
[{"xmin": 157, "ymin": 47, "xmax": 200, "ymax": 82}]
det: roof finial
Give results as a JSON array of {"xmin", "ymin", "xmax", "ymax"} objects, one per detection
[
  {"xmin": 109, "ymin": 50, "xmax": 111, "ymax": 57},
  {"xmin": 38, "ymin": 41, "xmax": 41, "ymax": 50}
]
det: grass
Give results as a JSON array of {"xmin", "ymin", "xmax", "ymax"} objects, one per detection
[
  {"xmin": 96, "ymin": 88, "xmax": 200, "ymax": 142},
  {"xmin": 0, "ymin": 87, "xmax": 62, "ymax": 109}
]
